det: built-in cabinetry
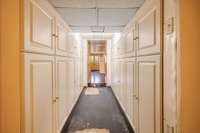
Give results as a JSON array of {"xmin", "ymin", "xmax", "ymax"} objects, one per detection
[
  {"xmin": 23, "ymin": 0, "xmax": 83, "ymax": 133},
  {"xmin": 24, "ymin": 54, "xmax": 55, "ymax": 133},
  {"xmin": 111, "ymin": 0, "xmax": 161, "ymax": 133}
]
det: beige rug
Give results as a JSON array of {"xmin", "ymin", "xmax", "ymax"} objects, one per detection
[
  {"xmin": 74, "ymin": 128, "xmax": 110, "ymax": 133},
  {"xmin": 85, "ymin": 87, "xmax": 100, "ymax": 95}
]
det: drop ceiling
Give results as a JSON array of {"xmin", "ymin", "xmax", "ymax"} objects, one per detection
[{"xmin": 49, "ymin": 0, "xmax": 145, "ymax": 33}]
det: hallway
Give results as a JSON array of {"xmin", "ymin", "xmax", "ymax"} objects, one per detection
[
  {"xmin": 2, "ymin": 0, "xmax": 200, "ymax": 133},
  {"xmin": 62, "ymin": 87, "xmax": 133, "ymax": 133}
]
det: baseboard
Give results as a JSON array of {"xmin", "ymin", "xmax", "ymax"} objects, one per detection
[{"xmin": 108, "ymin": 87, "xmax": 135, "ymax": 133}]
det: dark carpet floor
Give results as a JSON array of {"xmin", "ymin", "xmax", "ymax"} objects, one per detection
[{"xmin": 61, "ymin": 87, "xmax": 134, "ymax": 133}]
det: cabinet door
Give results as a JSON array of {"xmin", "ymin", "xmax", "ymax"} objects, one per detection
[
  {"xmin": 119, "ymin": 62, "xmax": 124, "ymax": 101},
  {"xmin": 56, "ymin": 57, "xmax": 69, "ymax": 131},
  {"xmin": 111, "ymin": 61, "xmax": 117, "ymax": 94},
  {"xmin": 24, "ymin": 53, "xmax": 55, "ymax": 133},
  {"xmin": 56, "ymin": 22, "xmax": 68, "ymax": 56},
  {"xmin": 126, "ymin": 59, "xmax": 138, "ymax": 131},
  {"xmin": 122, "ymin": 62, "xmax": 127, "ymax": 109},
  {"xmin": 126, "ymin": 30, "xmax": 136, "ymax": 57},
  {"xmin": 74, "ymin": 61, "xmax": 80, "ymax": 97},
  {"xmin": 68, "ymin": 61, "xmax": 75, "ymax": 103},
  {"xmin": 137, "ymin": 7, "xmax": 160, "ymax": 56},
  {"xmin": 67, "ymin": 34, "xmax": 76, "ymax": 56},
  {"xmin": 116, "ymin": 61, "xmax": 121, "ymax": 98},
  {"xmin": 25, "ymin": 1, "xmax": 55, "ymax": 54},
  {"xmin": 137, "ymin": 55, "xmax": 161, "ymax": 133}
]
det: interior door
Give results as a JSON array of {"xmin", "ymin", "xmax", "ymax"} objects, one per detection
[
  {"xmin": 138, "ymin": 55, "xmax": 161, "ymax": 133},
  {"xmin": 25, "ymin": 53, "xmax": 55, "ymax": 133}
]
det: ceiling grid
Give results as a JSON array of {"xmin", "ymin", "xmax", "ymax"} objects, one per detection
[{"xmin": 49, "ymin": 0, "xmax": 145, "ymax": 32}]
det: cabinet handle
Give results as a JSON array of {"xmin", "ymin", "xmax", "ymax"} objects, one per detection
[
  {"xmin": 53, "ymin": 99, "xmax": 57, "ymax": 103},
  {"xmin": 56, "ymin": 97, "xmax": 59, "ymax": 100},
  {"xmin": 133, "ymin": 37, "xmax": 139, "ymax": 40},
  {"xmin": 167, "ymin": 124, "xmax": 175, "ymax": 133},
  {"xmin": 133, "ymin": 94, "xmax": 139, "ymax": 100},
  {"xmin": 52, "ymin": 34, "xmax": 59, "ymax": 38}
]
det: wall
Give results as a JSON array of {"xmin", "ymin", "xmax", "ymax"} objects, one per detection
[
  {"xmin": 180, "ymin": 0, "xmax": 200, "ymax": 132},
  {"xmin": 0, "ymin": 0, "xmax": 23, "ymax": 133}
]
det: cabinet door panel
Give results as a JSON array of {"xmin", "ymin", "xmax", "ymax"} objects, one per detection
[
  {"xmin": 56, "ymin": 57, "xmax": 69, "ymax": 131},
  {"xmin": 126, "ymin": 30, "xmax": 136, "ymax": 56},
  {"xmin": 25, "ymin": 54, "xmax": 54, "ymax": 133},
  {"xmin": 122, "ymin": 62, "xmax": 127, "ymax": 109},
  {"xmin": 137, "ymin": 8, "xmax": 160, "ymax": 56},
  {"xmin": 74, "ymin": 61, "xmax": 80, "ymax": 97},
  {"xmin": 138, "ymin": 55, "xmax": 161, "ymax": 133},
  {"xmin": 56, "ymin": 22, "xmax": 68, "ymax": 56},
  {"xmin": 68, "ymin": 61, "xmax": 75, "ymax": 103},
  {"xmin": 25, "ymin": 1, "xmax": 55, "ymax": 54},
  {"xmin": 126, "ymin": 59, "xmax": 138, "ymax": 131}
]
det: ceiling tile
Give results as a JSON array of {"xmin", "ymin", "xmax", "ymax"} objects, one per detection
[
  {"xmin": 49, "ymin": 0, "xmax": 96, "ymax": 8},
  {"xmin": 104, "ymin": 26, "xmax": 124, "ymax": 32},
  {"xmin": 99, "ymin": 9, "xmax": 137, "ymax": 26},
  {"xmin": 57, "ymin": 8, "xmax": 97, "ymax": 26},
  {"xmin": 97, "ymin": 0, "xmax": 144, "ymax": 8},
  {"xmin": 71, "ymin": 26, "xmax": 91, "ymax": 32}
]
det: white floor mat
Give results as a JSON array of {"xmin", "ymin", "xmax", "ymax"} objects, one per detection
[
  {"xmin": 85, "ymin": 87, "xmax": 100, "ymax": 95},
  {"xmin": 74, "ymin": 128, "xmax": 110, "ymax": 133}
]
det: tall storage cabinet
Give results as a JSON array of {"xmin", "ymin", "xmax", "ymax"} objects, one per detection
[
  {"xmin": 138, "ymin": 55, "xmax": 161, "ymax": 133},
  {"xmin": 24, "ymin": 54, "xmax": 55, "ymax": 133},
  {"xmin": 23, "ymin": 0, "xmax": 83, "ymax": 133},
  {"xmin": 111, "ymin": 0, "xmax": 162, "ymax": 132},
  {"xmin": 55, "ymin": 57, "xmax": 69, "ymax": 131}
]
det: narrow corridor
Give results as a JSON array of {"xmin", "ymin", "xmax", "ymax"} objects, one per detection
[{"xmin": 61, "ymin": 87, "xmax": 133, "ymax": 133}]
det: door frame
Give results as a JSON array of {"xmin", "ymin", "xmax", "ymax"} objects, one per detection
[{"xmin": 0, "ymin": 0, "xmax": 24, "ymax": 133}]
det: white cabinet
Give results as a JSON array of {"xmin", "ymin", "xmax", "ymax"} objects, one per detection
[
  {"xmin": 121, "ymin": 62, "xmax": 127, "ymax": 109},
  {"xmin": 23, "ymin": 0, "xmax": 83, "ymax": 133},
  {"xmin": 67, "ymin": 60, "xmax": 75, "ymax": 103},
  {"xmin": 111, "ymin": 0, "xmax": 162, "ymax": 133},
  {"xmin": 74, "ymin": 60, "xmax": 81, "ymax": 97},
  {"xmin": 125, "ymin": 30, "xmax": 136, "ymax": 57},
  {"xmin": 137, "ymin": 55, "xmax": 161, "ymax": 133},
  {"xmin": 56, "ymin": 22, "xmax": 69, "ymax": 56},
  {"xmin": 55, "ymin": 57, "xmax": 69, "ymax": 131},
  {"xmin": 126, "ymin": 59, "xmax": 138, "ymax": 131},
  {"xmin": 137, "ymin": 7, "xmax": 161, "ymax": 56},
  {"xmin": 24, "ymin": 53, "xmax": 55, "ymax": 133},
  {"xmin": 24, "ymin": 0, "xmax": 55, "ymax": 54}
]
